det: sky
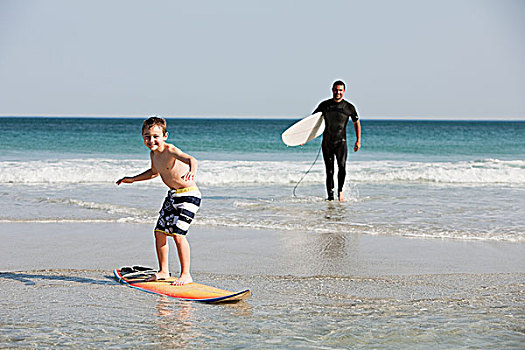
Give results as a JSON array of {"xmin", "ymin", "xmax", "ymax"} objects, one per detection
[{"xmin": 0, "ymin": 0, "xmax": 524, "ymax": 119}]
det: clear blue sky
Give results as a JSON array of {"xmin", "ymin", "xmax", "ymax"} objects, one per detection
[{"xmin": 1, "ymin": 0, "xmax": 524, "ymax": 119}]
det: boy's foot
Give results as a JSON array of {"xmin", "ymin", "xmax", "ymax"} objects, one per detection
[
  {"xmin": 338, "ymin": 192, "xmax": 344, "ymax": 202},
  {"xmin": 144, "ymin": 272, "xmax": 170, "ymax": 282},
  {"xmin": 171, "ymin": 273, "xmax": 193, "ymax": 286}
]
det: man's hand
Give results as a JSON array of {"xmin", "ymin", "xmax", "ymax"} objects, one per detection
[{"xmin": 354, "ymin": 140, "xmax": 361, "ymax": 152}]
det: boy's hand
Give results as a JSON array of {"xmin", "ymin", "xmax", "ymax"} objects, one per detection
[
  {"xmin": 181, "ymin": 171, "xmax": 196, "ymax": 182},
  {"xmin": 116, "ymin": 177, "xmax": 134, "ymax": 185}
]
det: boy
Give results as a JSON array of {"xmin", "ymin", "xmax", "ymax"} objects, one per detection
[{"xmin": 116, "ymin": 116, "xmax": 201, "ymax": 286}]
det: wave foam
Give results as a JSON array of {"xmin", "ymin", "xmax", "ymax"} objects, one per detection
[{"xmin": 0, "ymin": 158, "xmax": 524, "ymax": 185}]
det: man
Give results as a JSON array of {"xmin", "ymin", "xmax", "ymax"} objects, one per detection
[{"xmin": 313, "ymin": 80, "xmax": 361, "ymax": 201}]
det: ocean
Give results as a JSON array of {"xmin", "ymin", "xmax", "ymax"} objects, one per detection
[
  {"xmin": 1, "ymin": 117, "xmax": 524, "ymax": 349},
  {"xmin": 1, "ymin": 117, "xmax": 524, "ymax": 242}
]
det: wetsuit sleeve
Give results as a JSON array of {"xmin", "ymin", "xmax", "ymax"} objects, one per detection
[
  {"xmin": 313, "ymin": 100, "xmax": 326, "ymax": 114},
  {"xmin": 345, "ymin": 102, "xmax": 359, "ymax": 122}
]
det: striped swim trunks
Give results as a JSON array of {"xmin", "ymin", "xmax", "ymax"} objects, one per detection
[{"xmin": 155, "ymin": 186, "xmax": 201, "ymax": 236}]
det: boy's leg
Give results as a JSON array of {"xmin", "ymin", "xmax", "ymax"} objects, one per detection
[
  {"xmin": 161, "ymin": 189, "xmax": 200, "ymax": 286},
  {"xmin": 155, "ymin": 230, "xmax": 171, "ymax": 278},
  {"xmin": 145, "ymin": 230, "xmax": 171, "ymax": 281},
  {"xmin": 171, "ymin": 234, "xmax": 192, "ymax": 286}
]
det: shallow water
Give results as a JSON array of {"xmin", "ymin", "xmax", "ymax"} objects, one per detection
[
  {"xmin": 2, "ymin": 180, "xmax": 524, "ymax": 242},
  {"xmin": 1, "ymin": 118, "xmax": 524, "ymax": 242},
  {"xmin": 1, "ymin": 269, "xmax": 523, "ymax": 349}
]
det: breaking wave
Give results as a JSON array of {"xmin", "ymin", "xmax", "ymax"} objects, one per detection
[{"xmin": 1, "ymin": 158, "xmax": 524, "ymax": 186}]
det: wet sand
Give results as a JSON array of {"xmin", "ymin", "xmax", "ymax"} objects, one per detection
[
  {"xmin": 1, "ymin": 222, "xmax": 523, "ymax": 275},
  {"xmin": 1, "ymin": 223, "xmax": 524, "ymax": 349}
]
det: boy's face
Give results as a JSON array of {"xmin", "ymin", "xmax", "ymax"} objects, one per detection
[{"xmin": 142, "ymin": 125, "xmax": 168, "ymax": 151}]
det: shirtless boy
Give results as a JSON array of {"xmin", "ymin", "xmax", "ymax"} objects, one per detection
[{"xmin": 116, "ymin": 116, "xmax": 201, "ymax": 285}]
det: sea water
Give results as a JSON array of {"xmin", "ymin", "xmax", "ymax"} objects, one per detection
[
  {"xmin": 0, "ymin": 117, "xmax": 524, "ymax": 242},
  {"xmin": 1, "ymin": 117, "xmax": 524, "ymax": 349}
]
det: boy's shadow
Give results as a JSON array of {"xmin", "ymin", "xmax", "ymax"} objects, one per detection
[{"xmin": 0, "ymin": 271, "xmax": 116, "ymax": 286}]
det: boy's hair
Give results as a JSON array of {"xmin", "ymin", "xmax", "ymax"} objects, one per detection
[
  {"xmin": 142, "ymin": 115, "xmax": 167, "ymax": 134},
  {"xmin": 332, "ymin": 80, "xmax": 346, "ymax": 90}
]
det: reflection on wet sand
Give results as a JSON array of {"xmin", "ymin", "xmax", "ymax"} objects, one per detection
[
  {"xmin": 153, "ymin": 298, "xmax": 196, "ymax": 348},
  {"xmin": 276, "ymin": 201, "xmax": 362, "ymax": 276},
  {"xmin": 152, "ymin": 295, "xmax": 253, "ymax": 348}
]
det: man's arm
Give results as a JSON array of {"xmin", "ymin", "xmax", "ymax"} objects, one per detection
[
  {"xmin": 353, "ymin": 119, "xmax": 361, "ymax": 152},
  {"xmin": 313, "ymin": 100, "xmax": 326, "ymax": 115}
]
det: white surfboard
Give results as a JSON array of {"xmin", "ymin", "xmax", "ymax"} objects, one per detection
[{"xmin": 281, "ymin": 112, "xmax": 325, "ymax": 146}]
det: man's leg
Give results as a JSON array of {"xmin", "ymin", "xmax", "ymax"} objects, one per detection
[
  {"xmin": 322, "ymin": 144, "xmax": 335, "ymax": 200},
  {"xmin": 335, "ymin": 141, "xmax": 348, "ymax": 202}
]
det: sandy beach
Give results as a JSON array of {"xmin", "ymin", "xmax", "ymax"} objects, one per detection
[{"xmin": 1, "ymin": 222, "xmax": 523, "ymax": 275}]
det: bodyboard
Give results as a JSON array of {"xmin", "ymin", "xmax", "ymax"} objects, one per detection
[
  {"xmin": 281, "ymin": 112, "xmax": 325, "ymax": 146},
  {"xmin": 114, "ymin": 266, "xmax": 251, "ymax": 303}
]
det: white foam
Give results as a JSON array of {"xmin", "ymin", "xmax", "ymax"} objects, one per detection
[
  {"xmin": 0, "ymin": 159, "xmax": 149, "ymax": 184},
  {"xmin": 352, "ymin": 159, "xmax": 525, "ymax": 184},
  {"xmin": 0, "ymin": 158, "xmax": 524, "ymax": 186}
]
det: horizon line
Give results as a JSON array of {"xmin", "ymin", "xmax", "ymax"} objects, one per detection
[{"xmin": 0, "ymin": 114, "xmax": 524, "ymax": 121}]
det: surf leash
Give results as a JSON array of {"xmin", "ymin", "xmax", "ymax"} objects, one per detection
[{"xmin": 293, "ymin": 144, "xmax": 322, "ymax": 197}]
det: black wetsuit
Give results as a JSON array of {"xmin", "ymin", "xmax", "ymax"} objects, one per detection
[{"xmin": 313, "ymin": 99, "xmax": 359, "ymax": 199}]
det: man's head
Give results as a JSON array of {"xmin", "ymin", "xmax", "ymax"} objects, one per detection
[{"xmin": 332, "ymin": 80, "xmax": 346, "ymax": 102}]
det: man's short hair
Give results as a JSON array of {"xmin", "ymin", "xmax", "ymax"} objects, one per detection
[
  {"xmin": 142, "ymin": 115, "xmax": 167, "ymax": 134},
  {"xmin": 332, "ymin": 80, "xmax": 346, "ymax": 90}
]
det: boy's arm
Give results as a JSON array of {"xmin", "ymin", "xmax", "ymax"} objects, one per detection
[
  {"xmin": 171, "ymin": 146, "xmax": 198, "ymax": 182},
  {"xmin": 116, "ymin": 168, "xmax": 158, "ymax": 185},
  {"xmin": 116, "ymin": 153, "xmax": 159, "ymax": 185}
]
